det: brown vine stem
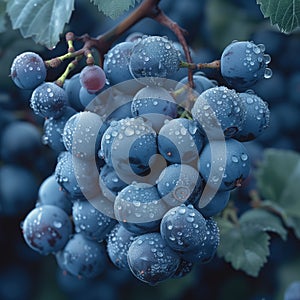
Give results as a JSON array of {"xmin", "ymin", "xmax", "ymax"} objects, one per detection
[{"xmin": 47, "ymin": 0, "xmax": 198, "ymax": 87}]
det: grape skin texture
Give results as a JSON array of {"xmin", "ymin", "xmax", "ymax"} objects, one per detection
[{"xmin": 10, "ymin": 52, "xmax": 47, "ymax": 90}]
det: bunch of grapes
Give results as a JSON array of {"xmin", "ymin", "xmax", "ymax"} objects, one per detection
[{"xmin": 11, "ymin": 34, "xmax": 271, "ymax": 285}]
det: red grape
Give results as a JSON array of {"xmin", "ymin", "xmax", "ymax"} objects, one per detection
[{"xmin": 79, "ymin": 65, "xmax": 106, "ymax": 93}]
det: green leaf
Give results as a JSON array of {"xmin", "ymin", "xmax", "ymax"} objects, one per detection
[
  {"xmin": 239, "ymin": 209, "xmax": 287, "ymax": 240},
  {"xmin": 91, "ymin": 0, "xmax": 141, "ymax": 19},
  {"xmin": 217, "ymin": 218, "xmax": 269, "ymax": 277},
  {"xmin": 257, "ymin": 0, "xmax": 300, "ymax": 33},
  {"xmin": 256, "ymin": 149, "xmax": 300, "ymax": 237},
  {"xmin": 217, "ymin": 208, "xmax": 287, "ymax": 276},
  {"xmin": 6, "ymin": 0, "xmax": 74, "ymax": 48}
]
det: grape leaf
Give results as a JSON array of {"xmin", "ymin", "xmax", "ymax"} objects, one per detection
[
  {"xmin": 91, "ymin": 0, "xmax": 141, "ymax": 19},
  {"xmin": 257, "ymin": 0, "xmax": 300, "ymax": 33},
  {"xmin": 239, "ymin": 209, "xmax": 287, "ymax": 240},
  {"xmin": 217, "ymin": 209, "xmax": 287, "ymax": 276},
  {"xmin": 6, "ymin": 0, "xmax": 74, "ymax": 48},
  {"xmin": 256, "ymin": 149, "xmax": 300, "ymax": 238}
]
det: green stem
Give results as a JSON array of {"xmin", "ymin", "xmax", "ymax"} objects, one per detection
[{"xmin": 55, "ymin": 59, "xmax": 80, "ymax": 87}]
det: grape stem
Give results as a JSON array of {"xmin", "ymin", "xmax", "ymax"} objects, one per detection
[
  {"xmin": 180, "ymin": 60, "xmax": 221, "ymax": 70},
  {"xmin": 45, "ymin": 0, "xmax": 198, "ymax": 87}
]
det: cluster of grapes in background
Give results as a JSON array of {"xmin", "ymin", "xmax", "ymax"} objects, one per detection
[{"xmin": 1, "ymin": 0, "xmax": 300, "ymax": 299}]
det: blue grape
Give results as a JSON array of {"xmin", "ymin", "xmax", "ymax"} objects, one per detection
[
  {"xmin": 129, "ymin": 35, "xmax": 180, "ymax": 84},
  {"xmin": 221, "ymin": 41, "xmax": 272, "ymax": 91},
  {"xmin": 181, "ymin": 217, "xmax": 220, "ymax": 264},
  {"xmin": 64, "ymin": 74, "xmax": 84, "ymax": 111},
  {"xmin": 284, "ymin": 281, "xmax": 300, "ymax": 300},
  {"xmin": 58, "ymin": 233, "xmax": 107, "ymax": 278},
  {"xmin": 106, "ymin": 223, "xmax": 137, "ymax": 270},
  {"xmin": 30, "ymin": 82, "xmax": 67, "ymax": 119},
  {"xmin": 127, "ymin": 232, "xmax": 181, "ymax": 285},
  {"xmin": 103, "ymin": 42, "xmax": 135, "ymax": 85},
  {"xmin": 191, "ymin": 86, "xmax": 245, "ymax": 138},
  {"xmin": 0, "ymin": 165, "xmax": 38, "ymax": 217},
  {"xmin": 55, "ymin": 151, "xmax": 84, "ymax": 199},
  {"xmin": 234, "ymin": 92, "xmax": 270, "ymax": 142},
  {"xmin": 156, "ymin": 164, "xmax": 203, "ymax": 207},
  {"xmin": 114, "ymin": 182, "xmax": 168, "ymax": 234},
  {"xmin": 198, "ymin": 190, "xmax": 231, "ymax": 217},
  {"xmin": 72, "ymin": 200, "xmax": 116, "ymax": 242},
  {"xmin": 100, "ymin": 117, "xmax": 158, "ymax": 181},
  {"xmin": 43, "ymin": 106, "xmax": 77, "ymax": 152},
  {"xmin": 37, "ymin": 174, "xmax": 72, "ymax": 215},
  {"xmin": 10, "ymin": 52, "xmax": 47, "ymax": 90},
  {"xmin": 131, "ymin": 86, "xmax": 177, "ymax": 132},
  {"xmin": 62, "ymin": 111, "xmax": 103, "ymax": 159},
  {"xmin": 157, "ymin": 118, "xmax": 204, "ymax": 164},
  {"xmin": 160, "ymin": 204, "xmax": 207, "ymax": 252},
  {"xmin": 22, "ymin": 205, "xmax": 72, "ymax": 255},
  {"xmin": 0, "ymin": 121, "xmax": 42, "ymax": 165},
  {"xmin": 198, "ymin": 138, "xmax": 251, "ymax": 191},
  {"xmin": 99, "ymin": 164, "xmax": 127, "ymax": 202}
]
